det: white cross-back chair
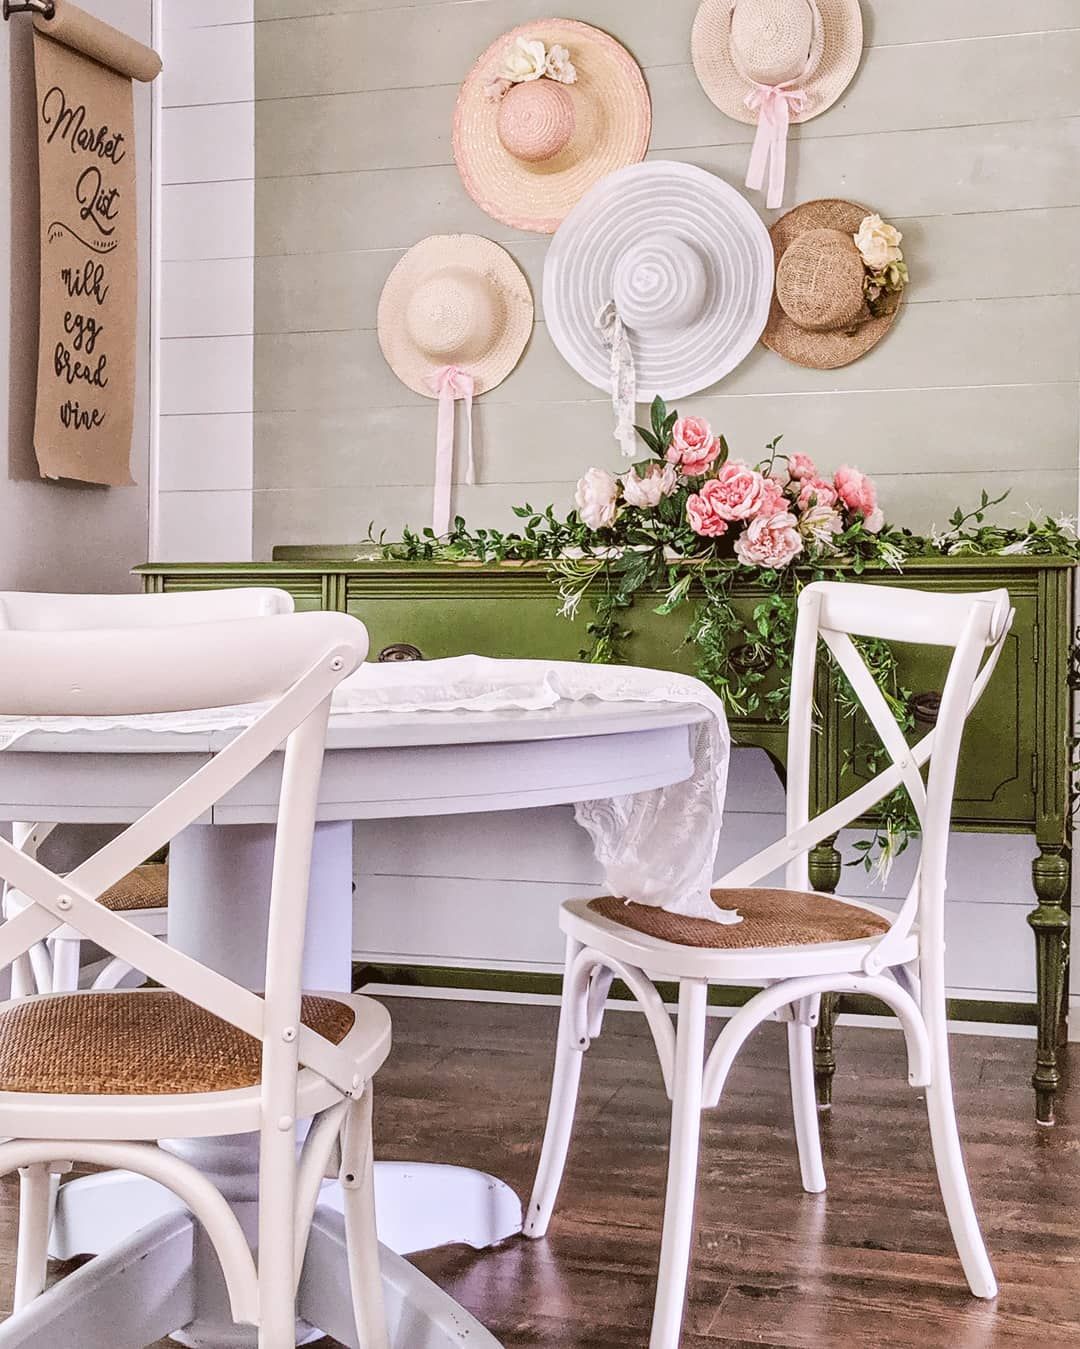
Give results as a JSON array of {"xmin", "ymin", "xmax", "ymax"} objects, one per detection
[
  {"xmin": 0, "ymin": 588, "xmax": 295, "ymax": 996},
  {"xmin": 0, "ymin": 609, "xmax": 392, "ymax": 1348},
  {"xmin": 524, "ymin": 581, "xmax": 1014, "ymax": 1348}
]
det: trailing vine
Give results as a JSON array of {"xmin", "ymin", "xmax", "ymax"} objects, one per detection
[{"xmin": 372, "ymin": 400, "xmax": 1080, "ymax": 881}]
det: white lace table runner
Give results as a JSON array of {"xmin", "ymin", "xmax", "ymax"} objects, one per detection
[{"xmin": 0, "ymin": 657, "xmax": 736, "ymax": 924}]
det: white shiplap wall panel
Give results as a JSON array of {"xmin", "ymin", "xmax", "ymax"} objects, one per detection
[{"xmin": 158, "ymin": 3, "xmax": 255, "ymax": 560}]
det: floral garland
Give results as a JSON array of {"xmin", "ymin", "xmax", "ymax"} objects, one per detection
[{"xmin": 380, "ymin": 398, "xmax": 1080, "ymax": 878}]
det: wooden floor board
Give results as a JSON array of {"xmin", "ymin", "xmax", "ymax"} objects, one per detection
[{"xmin": 0, "ymin": 995, "xmax": 1073, "ymax": 1346}]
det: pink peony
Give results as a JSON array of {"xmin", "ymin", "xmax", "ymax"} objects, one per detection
[
  {"xmin": 734, "ymin": 511, "xmax": 804, "ymax": 569},
  {"xmin": 833, "ymin": 465, "xmax": 878, "ymax": 519},
  {"xmin": 686, "ymin": 480, "xmax": 730, "ymax": 537},
  {"xmin": 666, "ymin": 416, "xmax": 720, "ymax": 477},
  {"xmin": 574, "ymin": 466, "xmax": 619, "ymax": 530},
  {"xmin": 702, "ymin": 459, "xmax": 769, "ymax": 522},
  {"xmin": 797, "ymin": 477, "xmax": 839, "ymax": 511},
  {"xmin": 621, "ymin": 461, "xmax": 678, "ymax": 508},
  {"xmin": 787, "ymin": 452, "xmax": 818, "ymax": 482}
]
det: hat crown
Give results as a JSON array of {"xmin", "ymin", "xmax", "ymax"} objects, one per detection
[
  {"xmin": 405, "ymin": 268, "xmax": 500, "ymax": 362},
  {"xmin": 613, "ymin": 234, "xmax": 710, "ymax": 334},
  {"xmin": 730, "ymin": 0, "xmax": 821, "ymax": 85},
  {"xmin": 776, "ymin": 227, "xmax": 866, "ymax": 332},
  {"xmin": 497, "ymin": 79, "xmax": 576, "ymax": 164}
]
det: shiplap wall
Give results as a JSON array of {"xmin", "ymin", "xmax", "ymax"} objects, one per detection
[
  {"xmin": 156, "ymin": 0, "xmax": 255, "ymax": 561},
  {"xmin": 251, "ymin": 0, "xmax": 1080, "ymax": 555}
]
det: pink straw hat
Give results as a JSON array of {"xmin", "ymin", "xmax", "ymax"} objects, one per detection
[{"xmin": 454, "ymin": 20, "xmax": 652, "ymax": 235}]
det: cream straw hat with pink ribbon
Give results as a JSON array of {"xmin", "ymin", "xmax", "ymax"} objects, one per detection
[
  {"xmin": 377, "ymin": 235, "xmax": 533, "ymax": 535},
  {"xmin": 454, "ymin": 20, "xmax": 651, "ymax": 234},
  {"xmin": 692, "ymin": 0, "xmax": 863, "ymax": 209}
]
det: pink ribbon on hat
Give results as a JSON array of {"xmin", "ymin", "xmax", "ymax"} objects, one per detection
[
  {"xmin": 427, "ymin": 365, "xmax": 476, "ymax": 537},
  {"xmin": 743, "ymin": 81, "xmax": 808, "ymax": 209}
]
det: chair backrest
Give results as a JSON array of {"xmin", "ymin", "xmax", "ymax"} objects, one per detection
[
  {"xmin": 0, "ymin": 610, "xmax": 369, "ymax": 1097},
  {"xmin": 0, "ymin": 587, "xmax": 294, "ymax": 630},
  {"xmin": 716, "ymin": 581, "xmax": 1013, "ymax": 972}
]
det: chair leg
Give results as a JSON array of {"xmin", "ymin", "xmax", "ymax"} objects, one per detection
[
  {"xmin": 650, "ymin": 979, "xmax": 708, "ymax": 1349},
  {"xmin": 524, "ymin": 937, "xmax": 590, "ymax": 1239},
  {"xmin": 257, "ymin": 1125, "xmax": 300, "ymax": 1347},
  {"xmin": 923, "ymin": 1026, "xmax": 997, "ymax": 1298},
  {"xmin": 10, "ymin": 954, "xmax": 34, "ymax": 1000},
  {"xmin": 49, "ymin": 938, "xmax": 81, "ymax": 994},
  {"xmin": 14, "ymin": 1164, "xmax": 52, "ymax": 1311},
  {"xmin": 787, "ymin": 998, "xmax": 826, "ymax": 1194},
  {"xmin": 341, "ymin": 1088, "xmax": 389, "ymax": 1349}
]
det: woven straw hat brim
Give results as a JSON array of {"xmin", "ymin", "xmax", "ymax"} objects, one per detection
[
  {"xmin": 544, "ymin": 161, "xmax": 774, "ymax": 401},
  {"xmin": 454, "ymin": 20, "xmax": 651, "ymax": 235},
  {"xmin": 762, "ymin": 197, "xmax": 900, "ymax": 369},
  {"xmin": 692, "ymin": 0, "xmax": 863, "ymax": 125},
  {"xmin": 377, "ymin": 235, "xmax": 534, "ymax": 398}
]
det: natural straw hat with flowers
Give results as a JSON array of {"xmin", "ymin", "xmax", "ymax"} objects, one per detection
[
  {"xmin": 762, "ymin": 198, "xmax": 909, "ymax": 368},
  {"xmin": 453, "ymin": 20, "xmax": 652, "ymax": 234}
]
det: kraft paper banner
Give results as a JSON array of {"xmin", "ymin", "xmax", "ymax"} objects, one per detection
[{"xmin": 31, "ymin": 26, "xmax": 145, "ymax": 485}]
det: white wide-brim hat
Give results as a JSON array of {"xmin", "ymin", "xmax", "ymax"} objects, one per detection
[
  {"xmin": 544, "ymin": 161, "xmax": 773, "ymax": 402},
  {"xmin": 377, "ymin": 234, "xmax": 533, "ymax": 396}
]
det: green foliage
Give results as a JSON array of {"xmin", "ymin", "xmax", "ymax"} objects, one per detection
[{"xmin": 379, "ymin": 434, "xmax": 1080, "ymax": 880}]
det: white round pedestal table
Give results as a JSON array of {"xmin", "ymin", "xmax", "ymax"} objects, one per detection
[{"xmin": 0, "ymin": 701, "xmax": 705, "ymax": 1349}]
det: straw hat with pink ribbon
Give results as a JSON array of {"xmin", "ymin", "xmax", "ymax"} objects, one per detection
[
  {"xmin": 454, "ymin": 19, "xmax": 652, "ymax": 234},
  {"xmin": 692, "ymin": 0, "xmax": 863, "ymax": 209},
  {"xmin": 377, "ymin": 235, "xmax": 533, "ymax": 535}
]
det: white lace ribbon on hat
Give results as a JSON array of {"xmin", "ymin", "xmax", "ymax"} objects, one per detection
[
  {"xmin": 596, "ymin": 301, "xmax": 638, "ymax": 459},
  {"xmin": 732, "ymin": 0, "xmax": 821, "ymax": 209},
  {"xmin": 427, "ymin": 365, "xmax": 476, "ymax": 536}
]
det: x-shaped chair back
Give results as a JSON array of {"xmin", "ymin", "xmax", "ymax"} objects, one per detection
[
  {"xmin": 0, "ymin": 610, "xmax": 367, "ymax": 1099},
  {"xmin": 716, "ymin": 581, "xmax": 1014, "ymax": 970}
]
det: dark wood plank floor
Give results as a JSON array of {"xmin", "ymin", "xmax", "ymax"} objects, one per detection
[{"xmin": 1, "ymin": 995, "xmax": 1077, "ymax": 1347}]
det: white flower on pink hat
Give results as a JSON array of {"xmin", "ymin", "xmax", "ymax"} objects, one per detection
[
  {"xmin": 501, "ymin": 36, "xmax": 549, "ymax": 83},
  {"xmin": 545, "ymin": 43, "xmax": 577, "ymax": 84}
]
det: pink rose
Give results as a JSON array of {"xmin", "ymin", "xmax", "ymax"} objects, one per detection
[
  {"xmin": 703, "ymin": 460, "xmax": 769, "ymax": 522},
  {"xmin": 734, "ymin": 511, "xmax": 804, "ymax": 569},
  {"xmin": 686, "ymin": 480, "xmax": 730, "ymax": 537},
  {"xmin": 759, "ymin": 475, "xmax": 788, "ymax": 516},
  {"xmin": 666, "ymin": 416, "xmax": 720, "ymax": 476},
  {"xmin": 797, "ymin": 478, "xmax": 839, "ymax": 511},
  {"xmin": 621, "ymin": 461, "xmax": 678, "ymax": 509},
  {"xmin": 788, "ymin": 452, "xmax": 818, "ymax": 482},
  {"xmin": 833, "ymin": 465, "xmax": 878, "ymax": 518}
]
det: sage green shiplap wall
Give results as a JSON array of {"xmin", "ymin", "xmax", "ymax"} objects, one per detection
[{"xmin": 251, "ymin": 0, "xmax": 1080, "ymax": 557}]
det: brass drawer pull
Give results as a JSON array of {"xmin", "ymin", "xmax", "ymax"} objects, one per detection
[
  {"xmin": 378, "ymin": 643, "xmax": 424, "ymax": 663},
  {"xmin": 910, "ymin": 691, "xmax": 941, "ymax": 726}
]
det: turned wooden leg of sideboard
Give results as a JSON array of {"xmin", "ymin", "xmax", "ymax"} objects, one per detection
[
  {"xmin": 809, "ymin": 837, "xmax": 844, "ymax": 1109},
  {"xmin": 1029, "ymin": 845, "xmax": 1071, "ymax": 1126}
]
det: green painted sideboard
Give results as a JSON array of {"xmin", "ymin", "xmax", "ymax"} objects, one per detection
[{"xmin": 136, "ymin": 553, "xmax": 1075, "ymax": 1124}]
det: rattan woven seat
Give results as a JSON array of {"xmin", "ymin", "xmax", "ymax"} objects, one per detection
[
  {"xmin": 587, "ymin": 887, "xmax": 891, "ymax": 950},
  {"xmin": 0, "ymin": 991, "xmax": 356, "ymax": 1096},
  {"xmin": 99, "ymin": 863, "xmax": 169, "ymax": 913}
]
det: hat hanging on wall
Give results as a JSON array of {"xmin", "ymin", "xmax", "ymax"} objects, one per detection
[
  {"xmin": 544, "ymin": 161, "xmax": 773, "ymax": 457},
  {"xmin": 453, "ymin": 19, "xmax": 651, "ymax": 234},
  {"xmin": 377, "ymin": 235, "xmax": 533, "ymax": 534},
  {"xmin": 692, "ymin": 0, "xmax": 863, "ymax": 208},
  {"xmin": 762, "ymin": 198, "xmax": 908, "ymax": 368}
]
